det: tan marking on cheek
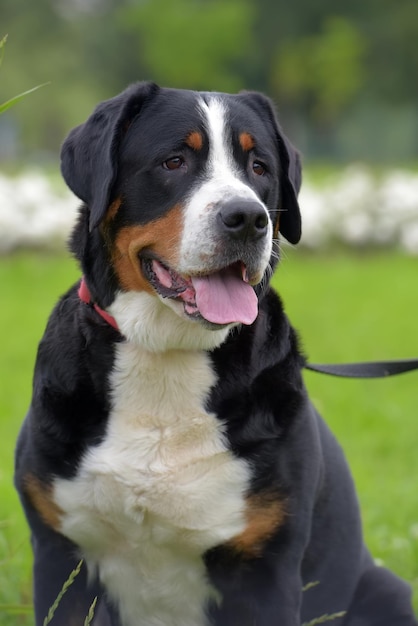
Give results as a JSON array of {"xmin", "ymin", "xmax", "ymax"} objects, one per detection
[
  {"xmin": 100, "ymin": 197, "xmax": 123, "ymax": 250},
  {"xmin": 186, "ymin": 131, "xmax": 203, "ymax": 151},
  {"xmin": 239, "ymin": 132, "xmax": 255, "ymax": 152},
  {"xmin": 112, "ymin": 204, "xmax": 183, "ymax": 293},
  {"xmin": 24, "ymin": 473, "xmax": 63, "ymax": 531},
  {"xmin": 228, "ymin": 492, "xmax": 286, "ymax": 557},
  {"xmin": 105, "ymin": 197, "xmax": 123, "ymax": 223}
]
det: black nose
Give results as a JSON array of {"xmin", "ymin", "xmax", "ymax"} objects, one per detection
[{"xmin": 217, "ymin": 199, "xmax": 269, "ymax": 242}]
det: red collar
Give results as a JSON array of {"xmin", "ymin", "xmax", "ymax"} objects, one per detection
[{"xmin": 78, "ymin": 278, "xmax": 119, "ymax": 331}]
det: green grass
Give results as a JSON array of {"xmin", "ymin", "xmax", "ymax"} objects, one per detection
[
  {"xmin": 0, "ymin": 253, "xmax": 79, "ymax": 625},
  {"xmin": 0, "ymin": 249, "xmax": 417, "ymax": 623}
]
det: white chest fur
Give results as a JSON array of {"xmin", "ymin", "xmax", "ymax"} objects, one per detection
[{"xmin": 53, "ymin": 342, "xmax": 250, "ymax": 626}]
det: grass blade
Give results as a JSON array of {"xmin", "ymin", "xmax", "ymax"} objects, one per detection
[
  {"xmin": 43, "ymin": 559, "xmax": 83, "ymax": 626},
  {"xmin": 84, "ymin": 597, "xmax": 98, "ymax": 626},
  {"xmin": 302, "ymin": 611, "xmax": 346, "ymax": 626},
  {"xmin": 303, "ymin": 581, "xmax": 320, "ymax": 592},
  {"xmin": 0, "ymin": 83, "xmax": 50, "ymax": 114},
  {"xmin": 0, "ymin": 34, "xmax": 8, "ymax": 68}
]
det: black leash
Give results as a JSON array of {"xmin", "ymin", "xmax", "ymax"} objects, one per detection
[{"xmin": 305, "ymin": 358, "xmax": 418, "ymax": 379}]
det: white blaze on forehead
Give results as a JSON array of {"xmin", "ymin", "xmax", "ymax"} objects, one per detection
[
  {"xmin": 178, "ymin": 96, "xmax": 272, "ymax": 275},
  {"xmin": 197, "ymin": 95, "xmax": 263, "ymax": 201},
  {"xmin": 200, "ymin": 97, "xmax": 240, "ymax": 181}
]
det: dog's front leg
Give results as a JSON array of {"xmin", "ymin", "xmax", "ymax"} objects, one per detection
[
  {"xmin": 205, "ymin": 533, "xmax": 307, "ymax": 626},
  {"xmin": 15, "ymin": 472, "xmax": 113, "ymax": 625}
]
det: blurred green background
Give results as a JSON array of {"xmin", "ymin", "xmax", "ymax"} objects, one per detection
[
  {"xmin": 1, "ymin": 0, "xmax": 418, "ymax": 165},
  {"xmin": 1, "ymin": 0, "xmax": 417, "ymax": 623}
]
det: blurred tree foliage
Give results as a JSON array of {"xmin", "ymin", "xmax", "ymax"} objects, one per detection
[
  {"xmin": 1, "ymin": 0, "xmax": 418, "ymax": 163},
  {"xmin": 119, "ymin": 0, "xmax": 256, "ymax": 92}
]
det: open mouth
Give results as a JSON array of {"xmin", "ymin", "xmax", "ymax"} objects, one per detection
[{"xmin": 141, "ymin": 257, "xmax": 259, "ymax": 326}]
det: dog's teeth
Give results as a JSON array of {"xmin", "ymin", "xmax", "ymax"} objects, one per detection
[
  {"xmin": 184, "ymin": 302, "xmax": 198, "ymax": 315},
  {"xmin": 152, "ymin": 260, "xmax": 173, "ymax": 289}
]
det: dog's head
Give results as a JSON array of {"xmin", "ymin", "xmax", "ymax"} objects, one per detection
[{"xmin": 62, "ymin": 82, "xmax": 301, "ymax": 351}]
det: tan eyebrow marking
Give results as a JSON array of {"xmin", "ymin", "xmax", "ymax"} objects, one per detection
[
  {"xmin": 239, "ymin": 132, "xmax": 255, "ymax": 152},
  {"xmin": 185, "ymin": 131, "xmax": 203, "ymax": 151}
]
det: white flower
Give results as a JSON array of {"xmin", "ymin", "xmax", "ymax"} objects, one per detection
[
  {"xmin": 0, "ymin": 171, "xmax": 78, "ymax": 252},
  {"xmin": 1, "ymin": 167, "xmax": 418, "ymax": 253}
]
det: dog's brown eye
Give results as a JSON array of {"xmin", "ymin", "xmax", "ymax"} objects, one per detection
[
  {"xmin": 163, "ymin": 157, "xmax": 184, "ymax": 170},
  {"xmin": 253, "ymin": 161, "xmax": 266, "ymax": 176}
]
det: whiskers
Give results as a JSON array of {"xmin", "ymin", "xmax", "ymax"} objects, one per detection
[
  {"xmin": 259, "ymin": 255, "xmax": 276, "ymax": 293},
  {"xmin": 271, "ymin": 238, "xmax": 280, "ymax": 262},
  {"xmin": 258, "ymin": 232, "xmax": 288, "ymax": 294}
]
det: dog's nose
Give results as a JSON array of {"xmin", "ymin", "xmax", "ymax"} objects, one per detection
[{"xmin": 217, "ymin": 200, "xmax": 269, "ymax": 242}]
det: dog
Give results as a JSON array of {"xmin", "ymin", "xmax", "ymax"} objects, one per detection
[{"xmin": 15, "ymin": 82, "xmax": 417, "ymax": 626}]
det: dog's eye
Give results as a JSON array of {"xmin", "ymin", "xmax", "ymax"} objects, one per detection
[
  {"xmin": 253, "ymin": 161, "xmax": 266, "ymax": 176},
  {"xmin": 163, "ymin": 157, "xmax": 185, "ymax": 171}
]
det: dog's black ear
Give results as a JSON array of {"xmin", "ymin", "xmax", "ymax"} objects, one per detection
[
  {"xmin": 277, "ymin": 131, "xmax": 302, "ymax": 244},
  {"xmin": 61, "ymin": 81, "xmax": 159, "ymax": 231},
  {"xmin": 239, "ymin": 91, "xmax": 302, "ymax": 244}
]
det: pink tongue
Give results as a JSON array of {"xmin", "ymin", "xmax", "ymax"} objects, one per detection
[{"xmin": 191, "ymin": 269, "xmax": 258, "ymax": 325}]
